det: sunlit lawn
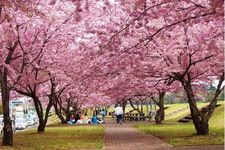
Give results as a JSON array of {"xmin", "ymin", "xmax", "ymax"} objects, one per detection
[
  {"xmin": 135, "ymin": 103, "xmax": 224, "ymax": 147},
  {"xmin": 0, "ymin": 124, "xmax": 104, "ymax": 150},
  {"xmin": 164, "ymin": 103, "xmax": 208, "ymax": 121}
]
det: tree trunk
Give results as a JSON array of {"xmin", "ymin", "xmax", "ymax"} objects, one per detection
[
  {"xmin": 182, "ymin": 78, "xmax": 209, "ymax": 135},
  {"xmin": 122, "ymin": 100, "xmax": 127, "ymax": 114},
  {"xmin": 37, "ymin": 120, "xmax": 46, "ymax": 132},
  {"xmin": 160, "ymin": 93, "xmax": 165, "ymax": 121},
  {"xmin": 54, "ymin": 103, "xmax": 66, "ymax": 124},
  {"xmin": 0, "ymin": 42, "xmax": 17, "ymax": 145},
  {"xmin": 193, "ymin": 114, "xmax": 209, "ymax": 135},
  {"xmin": 129, "ymin": 99, "xmax": 141, "ymax": 113},
  {"xmin": 1, "ymin": 85, "xmax": 13, "ymax": 146},
  {"xmin": 155, "ymin": 106, "xmax": 164, "ymax": 124},
  {"xmin": 155, "ymin": 111, "xmax": 162, "ymax": 124},
  {"xmin": 146, "ymin": 102, "xmax": 149, "ymax": 115},
  {"xmin": 37, "ymin": 114, "xmax": 46, "ymax": 132},
  {"xmin": 140, "ymin": 100, "xmax": 143, "ymax": 114},
  {"xmin": 32, "ymin": 95, "xmax": 45, "ymax": 132},
  {"xmin": 0, "ymin": 77, "xmax": 13, "ymax": 146},
  {"xmin": 154, "ymin": 91, "xmax": 165, "ymax": 124},
  {"xmin": 65, "ymin": 113, "xmax": 70, "ymax": 122},
  {"xmin": 122, "ymin": 100, "xmax": 127, "ymax": 122},
  {"xmin": 65, "ymin": 101, "xmax": 71, "ymax": 122},
  {"xmin": 149, "ymin": 99, "xmax": 153, "ymax": 112}
]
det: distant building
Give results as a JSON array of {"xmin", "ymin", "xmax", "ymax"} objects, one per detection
[{"xmin": 10, "ymin": 97, "xmax": 36, "ymax": 120}]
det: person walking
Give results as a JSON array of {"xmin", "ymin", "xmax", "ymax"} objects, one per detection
[
  {"xmin": 100, "ymin": 108, "xmax": 106, "ymax": 122},
  {"xmin": 114, "ymin": 104, "xmax": 123, "ymax": 125}
]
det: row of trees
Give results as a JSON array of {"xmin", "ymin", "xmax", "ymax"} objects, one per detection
[{"xmin": 0, "ymin": 0, "xmax": 224, "ymax": 146}]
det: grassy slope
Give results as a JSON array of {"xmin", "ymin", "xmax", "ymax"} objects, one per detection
[
  {"xmin": 165, "ymin": 101, "xmax": 224, "ymax": 121},
  {"xmin": 48, "ymin": 114, "xmax": 60, "ymax": 124},
  {"xmin": 0, "ymin": 125, "xmax": 104, "ymax": 150},
  {"xmin": 136, "ymin": 102, "xmax": 224, "ymax": 147},
  {"xmin": 209, "ymin": 101, "xmax": 224, "ymax": 127},
  {"xmin": 165, "ymin": 103, "xmax": 208, "ymax": 121}
]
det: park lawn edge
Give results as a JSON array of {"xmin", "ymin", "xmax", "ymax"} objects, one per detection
[
  {"xmin": 0, "ymin": 124, "xmax": 105, "ymax": 150},
  {"xmin": 135, "ymin": 122, "xmax": 224, "ymax": 147},
  {"xmin": 135, "ymin": 103, "xmax": 224, "ymax": 147}
]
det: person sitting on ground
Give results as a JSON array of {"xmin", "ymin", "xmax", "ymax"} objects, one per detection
[
  {"xmin": 77, "ymin": 113, "xmax": 83, "ymax": 124},
  {"xmin": 96, "ymin": 116, "xmax": 104, "ymax": 124},
  {"xmin": 91, "ymin": 113, "xmax": 104, "ymax": 124},
  {"xmin": 82, "ymin": 113, "xmax": 89, "ymax": 124},
  {"xmin": 67, "ymin": 115, "xmax": 75, "ymax": 124},
  {"xmin": 91, "ymin": 114, "xmax": 98, "ymax": 124}
]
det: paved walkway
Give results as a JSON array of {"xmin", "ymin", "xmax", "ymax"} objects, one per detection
[
  {"xmin": 104, "ymin": 119, "xmax": 172, "ymax": 150},
  {"xmin": 103, "ymin": 119, "xmax": 224, "ymax": 150}
]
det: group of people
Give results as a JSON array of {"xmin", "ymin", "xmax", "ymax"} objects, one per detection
[
  {"xmin": 67, "ymin": 113, "xmax": 90, "ymax": 124},
  {"xmin": 67, "ymin": 104, "xmax": 157, "ymax": 125},
  {"xmin": 66, "ymin": 105, "xmax": 124, "ymax": 125},
  {"xmin": 67, "ymin": 109, "xmax": 107, "ymax": 125}
]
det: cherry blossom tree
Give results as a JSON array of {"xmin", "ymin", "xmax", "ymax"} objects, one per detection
[
  {"xmin": 0, "ymin": 1, "xmax": 224, "ymax": 147},
  {"xmin": 0, "ymin": 0, "xmax": 40, "ymax": 145},
  {"xmin": 0, "ymin": 0, "xmax": 79, "ymax": 142},
  {"xmin": 12, "ymin": 3, "xmax": 79, "ymax": 131},
  {"xmin": 99, "ymin": 0, "xmax": 224, "ymax": 134}
]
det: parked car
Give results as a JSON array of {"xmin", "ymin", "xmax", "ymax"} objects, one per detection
[
  {"xmin": 15, "ymin": 119, "xmax": 27, "ymax": 130},
  {"xmin": 34, "ymin": 117, "xmax": 39, "ymax": 125},
  {"xmin": 27, "ymin": 118, "xmax": 35, "ymax": 126}
]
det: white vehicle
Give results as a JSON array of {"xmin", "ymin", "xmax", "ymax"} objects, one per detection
[
  {"xmin": 27, "ymin": 119, "xmax": 35, "ymax": 126},
  {"xmin": 15, "ymin": 119, "xmax": 27, "ymax": 130},
  {"xmin": 34, "ymin": 117, "xmax": 39, "ymax": 124}
]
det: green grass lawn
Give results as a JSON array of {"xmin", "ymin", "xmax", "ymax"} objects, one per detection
[
  {"xmin": 135, "ymin": 102, "xmax": 224, "ymax": 147},
  {"xmin": 165, "ymin": 102, "xmax": 209, "ymax": 121},
  {"xmin": 1, "ymin": 124, "xmax": 104, "ymax": 150}
]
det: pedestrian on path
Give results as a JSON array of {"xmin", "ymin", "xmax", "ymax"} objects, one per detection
[
  {"xmin": 100, "ymin": 108, "xmax": 106, "ymax": 122},
  {"xmin": 114, "ymin": 104, "xmax": 123, "ymax": 125}
]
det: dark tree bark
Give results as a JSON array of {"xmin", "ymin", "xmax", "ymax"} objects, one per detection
[
  {"xmin": 122, "ymin": 100, "xmax": 127, "ymax": 114},
  {"xmin": 181, "ymin": 73, "xmax": 224, "ymax": 135},
  {"xmin": 182, "ymin": 77, "xmax": 208, "ymax": 135},
  {"xmin": 140, "ymin": 100, "xmax": 144, "ymax": 114},
  {"xmin": 0, "ymin": 42, "xmax": 18, "ymax": 146},
  {"xmin": 54, "ymin": 102, "xmax": 67, "ymax": 124},
  {"xmin": 1, "ymin": 79, "xmax": 13, "ymax": 146},
  {"xmin": 122, "ymin": 99, "xmax": 127, "ymax": 122},
  {"xmin": 16, "ymin": 86, "xmax": 54, "ymax": 132},
  {"xmin": 152, "ymin": 91, "xmax": 165, "ymax": 124},
  {"xmin": 32, "ymin": 92, "xmax": 55, "ymax": 132},
  {"xmin": 65, "ymin": 108, "xmax": 71, "ymax": 122},
  {"xmin": 32, "ymin": 94, "xmax": 46, "ymax": 132},
  {"xmin": 54, "ymin": 97, "xmax": 72, "ymax": 124},
  {"xmin": 128, "ymin": 99, "xmax": 142, "ymax": 114}
]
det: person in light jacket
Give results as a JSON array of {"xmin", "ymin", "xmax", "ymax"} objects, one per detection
[{"xmin": 114, "ymin": 104, "xmax": 123, "ymax": 125}]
